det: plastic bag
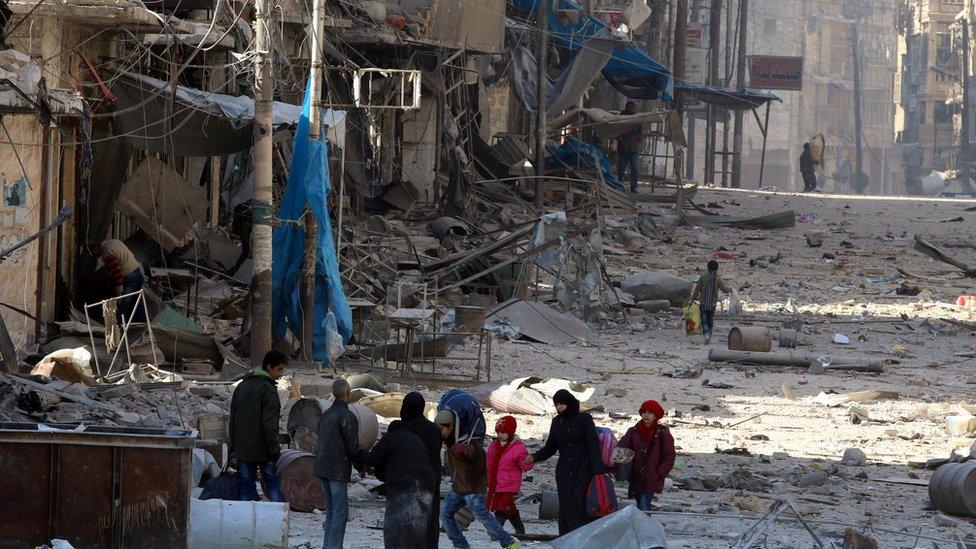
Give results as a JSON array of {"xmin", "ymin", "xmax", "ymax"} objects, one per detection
[
  {"xmin": 683, "ymin": 303, "xmax": 701, "ymax": 336},
  {"xmin": 728, "ymin": 290, "xmax": 742, "ymax": 317},
  {"xmin": 324, "ymin": 311, "xmax": 345, "ymax": 361}
]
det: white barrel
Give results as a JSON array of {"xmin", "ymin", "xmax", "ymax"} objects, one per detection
[{"xmin": 188, "ymin": 499, "xmax": 289, "ymax": 548}]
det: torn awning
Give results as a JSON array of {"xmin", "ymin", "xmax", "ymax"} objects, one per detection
[
  {"xmin": 511, "ymin": 0, "xmax": 673, "ymax": 101},
  {"xmin": 674, "ymin": 84, "xmax": 781, "ymax": 111},
  {"xmin": 111, "ymin": 72, "xmax": 345, "ymax": 155}
]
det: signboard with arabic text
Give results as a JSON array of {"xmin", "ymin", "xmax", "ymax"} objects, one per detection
[{"xmin": 748, "ymin": 56, "xmax": 803, "ymax": 91}]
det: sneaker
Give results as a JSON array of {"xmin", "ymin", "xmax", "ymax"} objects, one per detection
[{"xmin": 505, "ymin": 542, "xmax": 521, "ymax": 549}]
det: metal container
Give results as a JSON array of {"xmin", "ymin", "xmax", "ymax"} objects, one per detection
[
  {"xmin": 778, "ymin": 328, "xmax": 798, "ymax": 348},
  {"xmin": 727, "ymin": 326, "xmax": 772, "ymax": 352},
  {"xmin": 929, "ymin": 462, "xmax": 976, "ymax": 516},
  {"xmin": 276, "ymin": 449, "xmax": 324, "ymax": 512},
  {"xmin": 187, "ymin": 499, "xmax": 289, "ymax": 548},
  {"xmin": 455, "ymin": 306, "xmax": 486, "ymax": 333},
  {"xmin": 539, "ymin": 490, "xmax": 559, "ymax": 520},
  {"xmin": 0, "ymin": 422, "xmax": 196, "ymax": 548},
  {"xmin": 284, "ymin": 397, "xmax": 379, "ymax": 451}
]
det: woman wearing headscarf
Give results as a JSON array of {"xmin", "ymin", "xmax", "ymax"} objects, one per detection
[
  {"xmin": 616, "ymin": 400, "xmax": 676, "ymax": 510},
  {"xmin": 524, "ymin": 389, "xmax": 605, "ymax": 535},
  {"xmin": 389, "ymin": 392, "xmax": 442, "ymax": 549}
]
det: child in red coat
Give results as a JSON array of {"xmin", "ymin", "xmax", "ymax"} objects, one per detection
[
  {"xmin": 617, "ymin": 400, "xmax": 676, "ymax": 511},
  {"xmin": 487, "ymin": 416, "xmax": 534, "ymax": 535}
]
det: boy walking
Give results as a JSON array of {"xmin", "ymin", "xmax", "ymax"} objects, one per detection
[
  {"xmin": 688, "ymin": 260, "xmax": 731, "ymax": 344},
  {"xmin": 436, "ymin": 410, "xmax": 520, "ymax": 549}
]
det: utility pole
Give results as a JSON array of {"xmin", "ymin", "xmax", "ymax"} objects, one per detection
[
  {"xmin": 852, "ymin": 21, "xmax": 865, "ymax": 193},
  {"xmin": 705, "ymin": 0, "xmax": 721, "ymax": 186},
  {"xmin": 674, "ymin": 0, "xmax": 690, "ymax": 179},
  {"xmin": 960, "ymin": 7, "xmax": 972, "ymax": 190},
  {"xmin": 250, "ymin": 0, "xmax": 274, "ymax": 361},
  {"xmin": 646, "ymin": 0, "xmax": 666, "ymax": 59},
  {"xmin": 535, "ymin": 0, "xmax": 548, "ymax": 207},
  {"xmin": 675, "ymin": 0, "xmax": 688, "ymax": 218},
  {"xmin": 301, "ymin": 0, "xmax": 326, "ymax": 360},
  {"xmin": 731, "ymin": 0, "xmax": 748, "ymax": 188}
]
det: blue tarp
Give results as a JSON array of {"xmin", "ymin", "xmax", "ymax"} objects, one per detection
[
  {"xmin": 546, "ymin": 137, "xmax": 625, "ymax": 191},
  {"xmin": 271, "ymin": 78, "xmax": 352, "ymax": 363},
  {"xmin": 512, "ymin": 0, "xmax": 674, "ymax": 102}
]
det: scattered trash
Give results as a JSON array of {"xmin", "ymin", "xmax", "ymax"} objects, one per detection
[{"xmin": 832, "ymin": 333, "xmax": 850, "ymax": 345}]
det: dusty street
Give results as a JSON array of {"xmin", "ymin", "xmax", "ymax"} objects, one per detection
[{"xmin": 288, "ymin": 187, "xmax": 976, "ymax": 548}]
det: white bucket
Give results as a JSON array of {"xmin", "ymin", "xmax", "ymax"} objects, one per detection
[{"xmin": 188, "ymin": 499, "xmax": 289, "ymax": 548}]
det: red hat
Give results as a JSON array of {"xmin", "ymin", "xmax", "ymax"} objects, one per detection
[
  {"xmin": 639, "ymin": 400, "xmax": 666, "ymax": 419},
  {"xmin": 495, "ymin": 415, "xmax": 517, "ymax": 435}
]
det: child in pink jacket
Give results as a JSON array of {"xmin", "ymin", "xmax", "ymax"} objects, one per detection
[{"xmin": 487, "ymin": 415, "xmax": 534, "ymax": 535}]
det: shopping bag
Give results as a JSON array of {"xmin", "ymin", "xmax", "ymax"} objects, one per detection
[{"xmin": 683, "ymin": 303, "xmax": 702, "ymax": 336}]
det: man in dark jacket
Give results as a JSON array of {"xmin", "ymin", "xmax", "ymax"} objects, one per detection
[
  {"xmin": 360, "ymin": 421, "xmax": 435, "ymax": 548},
  {"xmin": 388, "ymin": 392, "xmax": 441, "ymax": 549},
  {"xmin": 229, "ymin": 350, "xmax": 286, "ymax": 502},
  {"xmin": 314, "ymin": 379, "xmax": 361, "ymax": 549},
  {"xmin": 616, "ymin": 101, "xmax": 642, "ymax": 193},
  {"xmin": 436, "ymin": 410, "xmax": 519, "ymax": 549},
  {"xmin": 525, "ymin": 389, "xmax": 604, "ymax": 535},
  {"xmin": 799, "ymin": 142, "xmax": 817, "ymax": 192}
]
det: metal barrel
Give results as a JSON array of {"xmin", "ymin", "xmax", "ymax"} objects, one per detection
[
  {"xmin": 778, "ymin": 328, "xmax": 798, "ymax": 348},
  {"xmin": 276, "ymin": 449, "xmax": 324, "ymax": 512},
  {"xmin": 727, "ymin": 326, "xmax": 772, "ymax": 352},
  {"xmin": 539, "ymin": 490, "xmax": 559, "ymax": 520},
  {"xmin": 928, "ymin": 462, "xmax": 976, "ymax": 516}
]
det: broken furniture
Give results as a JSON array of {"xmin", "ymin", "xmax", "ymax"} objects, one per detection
[
  {"xmin": 0, "ymin": 422, "xmax": 197, "ymax": 548},
  {"xmin": 83, "ymin": 289, "xmax": 160, "ymax": 378}
]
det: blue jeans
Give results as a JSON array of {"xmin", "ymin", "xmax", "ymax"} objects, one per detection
[
  {"xmin": 637, "ymin": 492, "xmax": 655, "ymax": 511},
  {"xmin": 320, "ymin": 479, "xmax": 349, "ymax": 549},
  {"xmin": 699, "ymin": 306, "xmax": 715, "ymax": 337},
  {"xmin": 618, "ymin": 151, "xmax": 639, "ymax": 192},
  {"xmin": 119, "ymin": 268, "xmax": 146, "ymax": 323},
  {"xmin": 440, "ymin": 491, "xmax": 514, "ymax": 548},
  {"xmin": 238, "ymin": 460, "xmax": 282, "ymax": 502}
]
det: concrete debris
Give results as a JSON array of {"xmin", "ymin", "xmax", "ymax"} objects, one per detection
[
  {"xmin": 797, "ymin": 470, "xmax": 829, "ymax": 488},
  {"xmin": 620, "ymin": 272, "xmax": 693, "ymax": 306},
  {"xmin": 840, "ymin": 448, "xmax": 867, "ymax": 466}
]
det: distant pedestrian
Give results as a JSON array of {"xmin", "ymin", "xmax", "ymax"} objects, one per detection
[
  {"xmin": 360, "ymin": 421, "xmax": 435, "ymax": 548},
  {"xmin": 487, "ymin": 416, "xmax": 533, "ymax": 536},
  {"xmin": 390, "ymin": 392, "xmax": 442, "ymax": 549},
  {"xmin": 229, "ymin": 350, "xmax": 286, "ymax": 503},
  {"xmin": 800, "ymin": 143, "xmax": 817, "ymax": 192},
  {"xmin": 524, "ymin": 389, "xmax": 604, "ymax": 535},
  {"xmin": 616, "ymin": 101, "xmax": 642, "ymax": 193},
  {"xmin": 616, "ymin": 400, "xmax": 676, "ymax": 511},
  {"xmin": 314, "ymin": 379, "xmax": 363, "ymax": 549},
  {"xmin": 687, "ymin": 260, "xmax": 731, "ymax": 344},
  {"xmin": 436, "ymin": 409, "xmax": 520, "ymax": 549}
]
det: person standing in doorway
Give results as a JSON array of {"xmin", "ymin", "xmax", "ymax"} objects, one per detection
[
  {"xmin": 229, "ymin": 350, "xmax": 286, "ymax": 503},
  {"xmin": 616, "ymin": 101, "xmax": 642, "ymax": 193},
  {"xmin": 524, "ymin": 390, "xmax": 605, "ymax": 535},
  {"xmin": 314, "ymin": 379, "xmax": 363, "ymax": 549},
  {"xmin": 687, "ymin": 260, "xmax": 732, "ymax": 344},
  {"xmin": 799, "ymin": 142, "xmax": 817, "ymax": 192},
  {"xmin": 616, "ymin": 400, "xmax": 676, "ymax": 511}
]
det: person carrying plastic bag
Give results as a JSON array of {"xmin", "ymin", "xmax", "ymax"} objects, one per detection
[{"xmin": 686, "ymin": 260, "xmax": 732, "ymax": 344}]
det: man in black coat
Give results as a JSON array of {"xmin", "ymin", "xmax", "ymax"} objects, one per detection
[
  {"xmin": 360, "ymin": 421, "xmax": 435, "ymax": 548},
  {"xmin": 799, "ymin": 142, "xmax": 817, "ymax": 192},
  {"xmin": 314, "ymin": 379, "xmax": 362, "ymax": 549},
  {"xmin": 526, "ymin": 389, "xmax": 604, "ymax": 535},
  {"xmin": 229, "ymin": 350, "xmax": 287, "ymax": 502},
  {"xmin": 388, "ymin": 392, "xmax": 442, "ymax": 549}
]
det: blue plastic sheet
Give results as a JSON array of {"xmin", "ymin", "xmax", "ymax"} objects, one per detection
[
  {"xmin": 512, "ymin": 0, "xmax": 673, "ymax": 101},
  {"xmin": 546, "ymin": 137, "xmax": 625, "ymax": 191},
  {"xmin": 271, "ymin": 78, "xmax": 352, "ymax": 364}
]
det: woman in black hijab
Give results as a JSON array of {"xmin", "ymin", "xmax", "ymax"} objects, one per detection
[
  {"xmin": 390, "ymin": 392, "xmax": 441, "ymax": 549},
  {"xmin": 525, "ymin": 389, "xmax": 605, "ymax": 535}
]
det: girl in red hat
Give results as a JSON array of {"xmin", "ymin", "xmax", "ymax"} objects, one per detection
[
  {"xmin": 617, "ymin": 400, "xmax": 676, "ymax": 511},
  {"xmin": 487, "ymin": 415, "xmax": 534, "ymax": 534}
]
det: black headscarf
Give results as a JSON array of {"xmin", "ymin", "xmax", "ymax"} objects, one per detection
[
  {"xmin": 399, "ymin": 391, "xmax": 426, "ymax": 421},
  {"xmin": 552, "ymin": 389, "xmax": 580, "ymax": 418}
]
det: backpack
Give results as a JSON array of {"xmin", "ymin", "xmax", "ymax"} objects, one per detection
[
  {"xmin": 585, "ymin": 474, "xmax": 618, "ymax": 518},
  {"xmin": 595, "ymin": 427, "xmax": 617, "ymax": 468},
  {"xmin": 437, "ymin": 390, "xmax": 486, "ymax": 444}
]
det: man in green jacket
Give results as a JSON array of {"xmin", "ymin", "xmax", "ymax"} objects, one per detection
[{"xmin": 229, "ymin": 350, "xmax": 287, "ymax": 502}]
